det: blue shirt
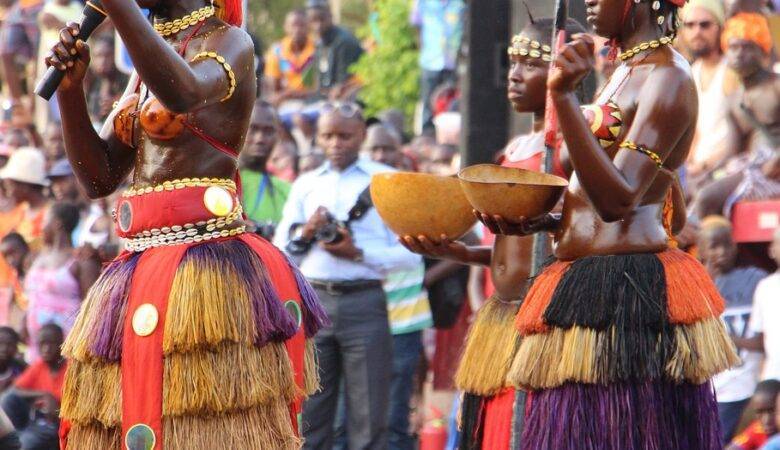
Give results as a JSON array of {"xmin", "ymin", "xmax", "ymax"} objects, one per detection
[
  {"xmin": 274, "ymin": 158, "xmax": 419, "ymax": 281},
  {"xmin": 763, "ymin": 435, "xmax": 780, "ymax": 450},
  {"xmin": 410, "ymin": 0, "xmax": 465, "ymax": 71}
]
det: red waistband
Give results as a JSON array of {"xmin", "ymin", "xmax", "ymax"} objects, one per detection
[{"xmin": 114, "ymin": 181, "xmax": 240, "ymax": 238}]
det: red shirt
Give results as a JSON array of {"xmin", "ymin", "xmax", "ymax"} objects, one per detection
[
  {"xmin": 14, "ymin": 360, "xmax": 67, "ymax": 401},
  {"xmin": 731, "ymin": 421, "xmax": 770, "ymax": 450}
]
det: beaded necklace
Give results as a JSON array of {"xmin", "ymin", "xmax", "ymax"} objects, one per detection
[{"xmin": 153, "ymin": 5, "xmax": 214, "ymax": 37}]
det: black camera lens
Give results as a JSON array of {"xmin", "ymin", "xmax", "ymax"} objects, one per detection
[{"xmin": 315, "ymin": 223, "xmax": 343, "ymax": 244}]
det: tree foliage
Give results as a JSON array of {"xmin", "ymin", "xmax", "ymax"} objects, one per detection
[{"xmin": 351, "ymin": 0, "xmax": 420, "ymax": 132}]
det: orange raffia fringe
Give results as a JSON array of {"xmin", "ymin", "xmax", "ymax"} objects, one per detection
[
  {"xmin": 163, "ymin": 262, "xmax": 256, "ymax": 354},
  {"xmin": 455, "ymin": 296, "xmax": 522, "ymax": 396},
  {"xmin": 162, "ymin": 341, "xmax": 295, "ymax": 417},
  {"xmin": 658, "ymin": 249, "xmax": 725, "ymax": 324},
  {"xmin": 60, "ymin": 361, "xmax": 121, "ymax": 427},
  {"xmin": 304, "ymin": 338, "xmax": 320, "ymax": 397},
  {"xmin": 515, "ymin": 261, "xmax": 572, "ymax": 335},
  {"xmin": 507, "ymin": 317, "xmax": 738, "ymax": 390},
  {"xmin": 65, "ymin": 423, "xmax": 121, "ymax": 449},
  {"xmin": 163, "ymin": 402, "xmax": 300, "ymax": 450}
]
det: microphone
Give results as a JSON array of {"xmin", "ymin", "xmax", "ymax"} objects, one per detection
[{"xmin": 34, "ymin": 0, "xmax": 107, "ymax": 100}]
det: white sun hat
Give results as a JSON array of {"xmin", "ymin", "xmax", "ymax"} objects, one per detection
[{"xmin": 0, "ymin": 147, "xmax": 50, "ymax": 186}]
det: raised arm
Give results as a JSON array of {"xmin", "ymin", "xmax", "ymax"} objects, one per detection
[
  {"xmin": 100, "ymin": 0, "xmax": 253, "ymax": 113},
  {"xmin": 48, "ymin": 26, "xmax": 137, "ymax": 199},
  {"xmin": 550, "ymin": 35, "xmax": 696, "ymax": 222}
]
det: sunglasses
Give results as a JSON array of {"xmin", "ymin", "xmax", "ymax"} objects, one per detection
[
  {"xmin": 683, "ymin": 20, "xmax": 715, "ymax": 30},
  {"xmin": 321, "ymin": 102, "xmax": 364, "ymax": 119}
]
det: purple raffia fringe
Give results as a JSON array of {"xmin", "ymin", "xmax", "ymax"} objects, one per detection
[
  {"xmin": 89, "ymin": 253, "xmax": 141, "ymax": 361},
  {"xmin": 522, "ymin": 381, "xmax": 722, "ymax": 450},
  {"xmin": 184, "ymin": 240, "xmax": 298, "ymax": 346},
  {"xmin": 284, "ymin": 255, "xmax": 330, "ymax": 338}
]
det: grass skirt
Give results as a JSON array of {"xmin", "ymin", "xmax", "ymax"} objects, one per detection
[
  {"xmin": 60, "ymin": 235, "xmax": 327, "ymax": 449},
  {"xmin": 507, "ymin": 249, "xmax": 738, "ymax": 449}
]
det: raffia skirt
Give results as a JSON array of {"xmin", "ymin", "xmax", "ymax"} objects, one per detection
[
  {"xmin": 506, "ymin": 249, "xmax": 739, "ymax": 450},
  {"xmin": 58, "ymin": 181, "xmax": 328, "ymax": 450}
]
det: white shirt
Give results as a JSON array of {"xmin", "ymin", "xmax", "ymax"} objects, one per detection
[
  {"xmin": 274, "ymin": 158, "xmax": 419, "ymax": 281},
  {"xmin": 690, "ymin": 58, "xmax": 731, "ymax": 166},
  {"xmin": 749, "ymin": 272, "xmax": 780, "ymax": 380}
]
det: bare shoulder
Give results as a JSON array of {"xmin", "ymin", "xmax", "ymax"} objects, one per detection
[
  {"xmin": 641, "ymin": 52, "xmax": 697, "ymax": 119},
  {"xmin": 205, "ymin": 24, "xmax": 254, "ymax": 57}
]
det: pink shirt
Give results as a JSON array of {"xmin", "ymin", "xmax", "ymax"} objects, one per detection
[{"xmin": 23, "ymin": 258, "xmax": 80, "ymax": 362}]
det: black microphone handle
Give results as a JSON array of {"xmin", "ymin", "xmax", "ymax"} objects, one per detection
[{"xmin": 34, "ymin": 4, "xmax": 106, "ymax": 101}]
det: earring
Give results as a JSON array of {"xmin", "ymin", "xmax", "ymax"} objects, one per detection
[
  {"xmin": 652, "ymin": 0, "xmax": 660, "ymax": 9},
  {"xmin": 657, "ymin": 14, "xmax": 665, "ymax": 24}
]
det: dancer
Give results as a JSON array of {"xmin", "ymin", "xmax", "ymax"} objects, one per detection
[
  {"xmin": 45, "ymin": 0, "xmax": 327, "ymax": 447},
  {"xmin": 401, "ymin": 17, "xmax": 587, "ymax": 450},
  {"xmin": 500, "ymin": 0, "xmax": 738, "ymax": 447}
]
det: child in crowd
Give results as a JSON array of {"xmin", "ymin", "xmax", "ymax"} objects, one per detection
[
  {"xmin": 0, "ymin": 323, "xmax": 66, "ymax": 450},
  {"xmin": 698, "ymin": 216, "xmax": 767, "ymax": 442},
  {"xmin": 727, "ymin": 380, "xmax": 780, "ymax": 450},
  {"xmin": 0, "ymin": 327, "xmax": 25, "ymax": 393},
  {"xmin": 760, "ymin": 394, "xmax": 780, "ymax": 449}
]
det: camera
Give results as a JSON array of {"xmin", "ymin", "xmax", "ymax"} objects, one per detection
[
  {"xmin": 253, "ymin": 220, "xmax": 277, "ymax": 240},
  {"xmin": 314, "ymin": 212, "xmax": 347, "ymax": 245}
]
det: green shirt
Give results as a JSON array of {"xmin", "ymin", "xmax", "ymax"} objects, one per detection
[{"xmin": 240, "ymin": 170, "xmax": 291, "ymax": 225}]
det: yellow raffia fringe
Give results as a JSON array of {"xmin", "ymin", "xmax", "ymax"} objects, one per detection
[
  {"xmin": 61, "ymin": 361, "xmax": 121, "ymax": 427},
  {"xmin": 163, "ymin": 262, "xmax": 256, "ymax": 354},
  {"xmin": 666, "ymin": 318, "xmax": 741, "ymax": 384},
  {"xmin": 508, "ymin": 328, "xmax": 565, "ymax": 390},
  {"xmin": 62, "ymin": 275, "xmax": 122, "ymax": 361},
  {"xmin": 454, "ymin": 297, "xmax": 522, "ymax": 395},
  {"xmin": 304, "ymin": 338, "xmax": 321, "ymax": 397},
  {"xmin": 163, "ymin": 402, "xmax": 301, "ymax": 450},
  {"xmin": 66, "ymin": 423, "xmax": 121, "ymax": 449},
  {"xmin": 163, "ymin": 341, "xmax": 295, "ymax": 417},
  {"xmin": 508, "ymin": 318, "xmax": 738, "ymax": 390}
]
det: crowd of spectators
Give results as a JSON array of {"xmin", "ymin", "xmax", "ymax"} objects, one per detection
[{"xmin": 0, "ymin": 0, "xmax": 776, "ymax": 448}]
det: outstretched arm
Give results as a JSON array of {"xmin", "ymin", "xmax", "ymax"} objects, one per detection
[{"xmin": 550, "ymin": 35, "xmax": 696, "ymax": 222}]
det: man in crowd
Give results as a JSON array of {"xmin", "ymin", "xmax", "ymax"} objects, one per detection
[
  {"xmin": 698, "ymin": 216, "xmax": 767, "ymax": 443},
  {"xmin": 681, "ymin": 0, "xmax": 736, "ymax": 185},
  {"xmin": 694, "ymin": 12, "xmax": 780, "ymax": 219},
  {"xmin": 275, "ymin": 104, "xmax": 414, "ymax": 449},
  {"xmin": 240, "ymin": 100, "xmax": 291, "ymax": 240},
  {"xmin": 410, "ymin": 0, "xmax": 465, "ymax": 135},
  {"xmin": 306, "ymin": 0, "xmax": 364, "ymax": 101},
  {"xmin": 265, "ymin": 9, "xmax": 316, "ymax": 108}
]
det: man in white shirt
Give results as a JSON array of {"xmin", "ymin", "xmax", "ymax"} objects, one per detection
[
  {"xmin": 740, "ymin": 229, "xmax": 780, "ymax": 382},
  {"xmin": 680, "ymin": 0, "xmax": 735, "ymax": 187},
  {"xmin": 275, "ymin": 103, "xmax": 415, "ymax": 449}
]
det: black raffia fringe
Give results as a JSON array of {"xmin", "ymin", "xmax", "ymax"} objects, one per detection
[
  {"xmin": 458, "ymin": 393, "xmax": 485, "ymax": 450},
  {"xmin": 542, "ymin": 253, "xmax": 675, "ymax": 382}
]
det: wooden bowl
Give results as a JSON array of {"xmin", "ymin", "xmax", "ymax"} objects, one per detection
[
  {"xmin": 370, "ymin": 172, "xmax": 476, "ymax": 240},
  {"xmin": 458, "ymin": 164, "xmax": 568, "ymax": 221}
]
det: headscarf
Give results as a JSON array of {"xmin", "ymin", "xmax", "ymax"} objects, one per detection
[
  {"xmin": 721, "ymin": 12, "xmax": 773, "ymax": 54},
  {"xmin": 681, "ymin": 0, "xmax": 726, "ymax": 25}
]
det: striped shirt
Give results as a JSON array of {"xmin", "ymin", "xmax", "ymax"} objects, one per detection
[{"xmin": 385, "ymin": 262, "xmax": 433, "ymax": 335}]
